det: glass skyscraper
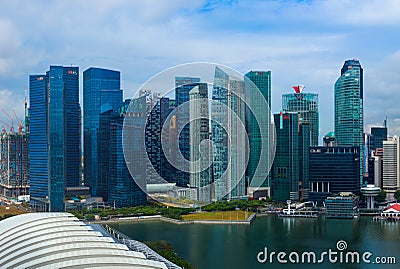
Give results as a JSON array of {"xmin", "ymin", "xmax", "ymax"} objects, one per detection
[
  {"xmin": 282, "ymin": 88, "xmax": 319, "ymax": 146},
  {"xmin": 334, "ymin": 59, "xmax": 363, "ymax": 146},
  {"xmin": 244, "ymin": 71, "xmax": 272, "ymax": 196},
  {"xmin": 145, "ymin": 97, "xmax": 172, "ymax": 184},
  {"xmin": 189, "ymin": 83, "xmax": 212, "ymax": 202},
  {"xmin": 175, "ymin": 77, "xmax": 200, "ymax": 188},
  {"xmin": 100, "ymin": 100, "xmax": 147, "ymax": 207},
  {"xmin": 29, "ymin": 66, "xmax": 80, "ymax": 211},
  {"xmin": 212, "ymin": 67, "xmax": 247, "ymax": 200},
  {"xmin": 83, "ymin": 67, "xmax": 122, "ymax": 197},
  {"xmin": 334, "ymin": 59, "xmax": 363, "ymax": 184},
  {"xmin": 272, "ymin": 112, "xmax": 310, "ymax": 201},
  {"xmin": 370, "ymin": 123, "xmax": 387, "ymax": 152}
]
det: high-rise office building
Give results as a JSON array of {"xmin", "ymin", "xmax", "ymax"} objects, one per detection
[
  {"xmin": 145, "ymin": 97, "xmax": 172, "ymax": 183},
  {"xmin": 244, "ymin": 71, "xmax": 273, "ymax": 197},
  {"xmin": 335, "ymin": 59, "xmax": 363, "ymax": 146},
  {"xmin": 309, "ymin": 146, "xmax": 360, "ymax": 203},
  {"xmin": 189, "ymin": 83, "xmax": 212, "ymax": 202},
  {"xmin": 372, "ymin": 148, "xmax": 384, "ymax": 188},
  {"xmin": 282, "ymin": 86, "xmax": 319, "ymax": 146},
  {"xmin": 370, "ymin": 121, "xmax": 388, "ymax": 153},
  {"xmin": 175, "ymin": 77, "xmax": 200, "ymax": 188},
  {"xmin": 334, "ymin": 59, "xmax": 363, "ymax": 185},
  {"xmin": 212, "ymin": 67, "xmax": 247, "ymax": 200},
  {"xmin": 29, "ymin": 66, "xmax": 80, "ymax": 211},
  {"xmin": 83, "ymin": 67, "xmax": 122, "ymax": 198},
  {"xmin": 100, "ymin": 100, "xmax": 147, "ymax": 207},
  {"xmin": 383, "ymin": 136, "xmax": 400, "ymax": 195},
  {"xmin": 272, "ymin": 112, "xmax": 310, "ymax": 201}
]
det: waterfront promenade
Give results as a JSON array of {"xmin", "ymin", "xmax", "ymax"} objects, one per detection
[{"xmin": 90, "ymin": 213, "xmax": 257, "ymax": 225}]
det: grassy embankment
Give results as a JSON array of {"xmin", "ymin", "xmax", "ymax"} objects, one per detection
[
  {"xmin": 182, "ymin": 210, "xmax": 249, "ymax": 221},
  {"xmin": 0, "ymin": 205, "xmax": 26, "ymax": 220}
]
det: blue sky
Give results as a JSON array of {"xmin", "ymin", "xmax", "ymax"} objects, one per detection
[{"xmin": 0, "ymin": 0, "xmax": 399, "ymax": 141}]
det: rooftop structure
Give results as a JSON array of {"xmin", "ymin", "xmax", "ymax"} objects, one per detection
[
  {"xmin": 0, "ymin": 213, "xmax": 172, "ymax": 268},
  {"xmin": 360, "ymin": 184, "xmax": 380, "ymax": 209}
]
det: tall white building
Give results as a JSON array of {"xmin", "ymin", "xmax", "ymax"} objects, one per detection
[
  {"xmin": 383, "ymin": 136, "xmax": 400, "ymax": 195},
  {"xmin": 189, "ymin": 83, "xmax": 212, "ymax": 202}
]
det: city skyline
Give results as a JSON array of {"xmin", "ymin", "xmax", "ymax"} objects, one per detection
[{"xmin": 0, "ymin": 1, "xmax": 399, "ymax": 142}]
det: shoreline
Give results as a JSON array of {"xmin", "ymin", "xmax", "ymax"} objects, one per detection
[{"xmin": 89, "ymin": 213, "xmax": 258, "ymax": 225}]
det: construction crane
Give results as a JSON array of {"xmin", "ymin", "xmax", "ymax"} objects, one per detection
[
  {"xmin": 12, "ymin": 109, "xmax": 24, "ymax": 134},
  {"xmin": 1, "ymin": 108, "xmax": 14, "ymax": 131},
  {"xmin": 0, "ymin": 119, "xmax": 13, "ymax": 133}
]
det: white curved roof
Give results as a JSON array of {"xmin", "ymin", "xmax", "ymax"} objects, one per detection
[{"xmin": 0, "ymin": 213, "xmax": 168, "ymax": 269}]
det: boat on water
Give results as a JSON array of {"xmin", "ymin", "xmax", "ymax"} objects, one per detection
[
  {"xmin": 278, "ymin": 208, "xmax": 318, "ymax": 218},
  {"xmin": 278, "ymin": 200, "xmax": 319, "ymax": 218}
]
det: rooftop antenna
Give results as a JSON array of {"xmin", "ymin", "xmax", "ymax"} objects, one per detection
[{"xmin": 384, "ymin": 116, "xmax": 387, "ymax": 128}]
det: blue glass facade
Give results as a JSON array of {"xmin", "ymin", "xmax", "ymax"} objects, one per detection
[
  {"xmin": 29, "ymin": 75, "xmax": 48, "ymax": 202},
  {"xmin": 175, "ymin": 77, "xmax": 200, "ymax": 187},
  {"xmin": 29, "ymin": 66, "xmax": 80, "ymax": 211},
  {"xmin": 370, "ymin": 126, "xmax": 387, "ymax": 152},
  {"xmin": 83, "ymin": 67, "xmax": 122, "ymax": 197},
  {"xmin": 102, "ymin": 100, "xmax": 147, "ymax": 207}
]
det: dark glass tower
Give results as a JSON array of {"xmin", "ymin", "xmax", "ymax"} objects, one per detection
[
  {"xmin": 175, "ymin": 77, "xmax": 200, "ymax": 187},
  {"xmin": 309, "ymin": 146, "xmax": 360, "ymax": 203},
  {"xmin": 370, "ymin": 124, "xmax": 387, "ymax": 152},
  {"xmin": 29, "ymin": 66, "xmax": 80, "ymax": 211},
  {"xmin": 100, "ymin": 100, "xmax": 147, "ymax": 207},
  {"xmin": 145, "ymin": 97, "xmax": 172, "ymax": 183},
  {"xmin": 83, "ymin": 67, "xmax": 122, "ymax": 197},
  {"xmin": 244, "ymin": 71, "xmax": 272, "ymax": 194},
  {"xmin": 282, "ymin": 88, "xmax": 319, "ymax": 146},
  {"xmin": 272, "ymin": 112, "xmax": 310, "ymax": 201}
]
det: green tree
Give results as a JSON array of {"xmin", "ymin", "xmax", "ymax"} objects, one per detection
[
  {"xmin": 394, "ymin": 190, "xmax": 400, "ymax": 201},
  {"xmin": 145, "ymin": 240, "xmax": 194, "ymax": 269},
  {"xmin": 85, "ymin": 213, "xmax": 95, "ymax": 221},
  {"xmin": 376, "ymin": 190, "xmax": 387, "ymax": 203}
]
